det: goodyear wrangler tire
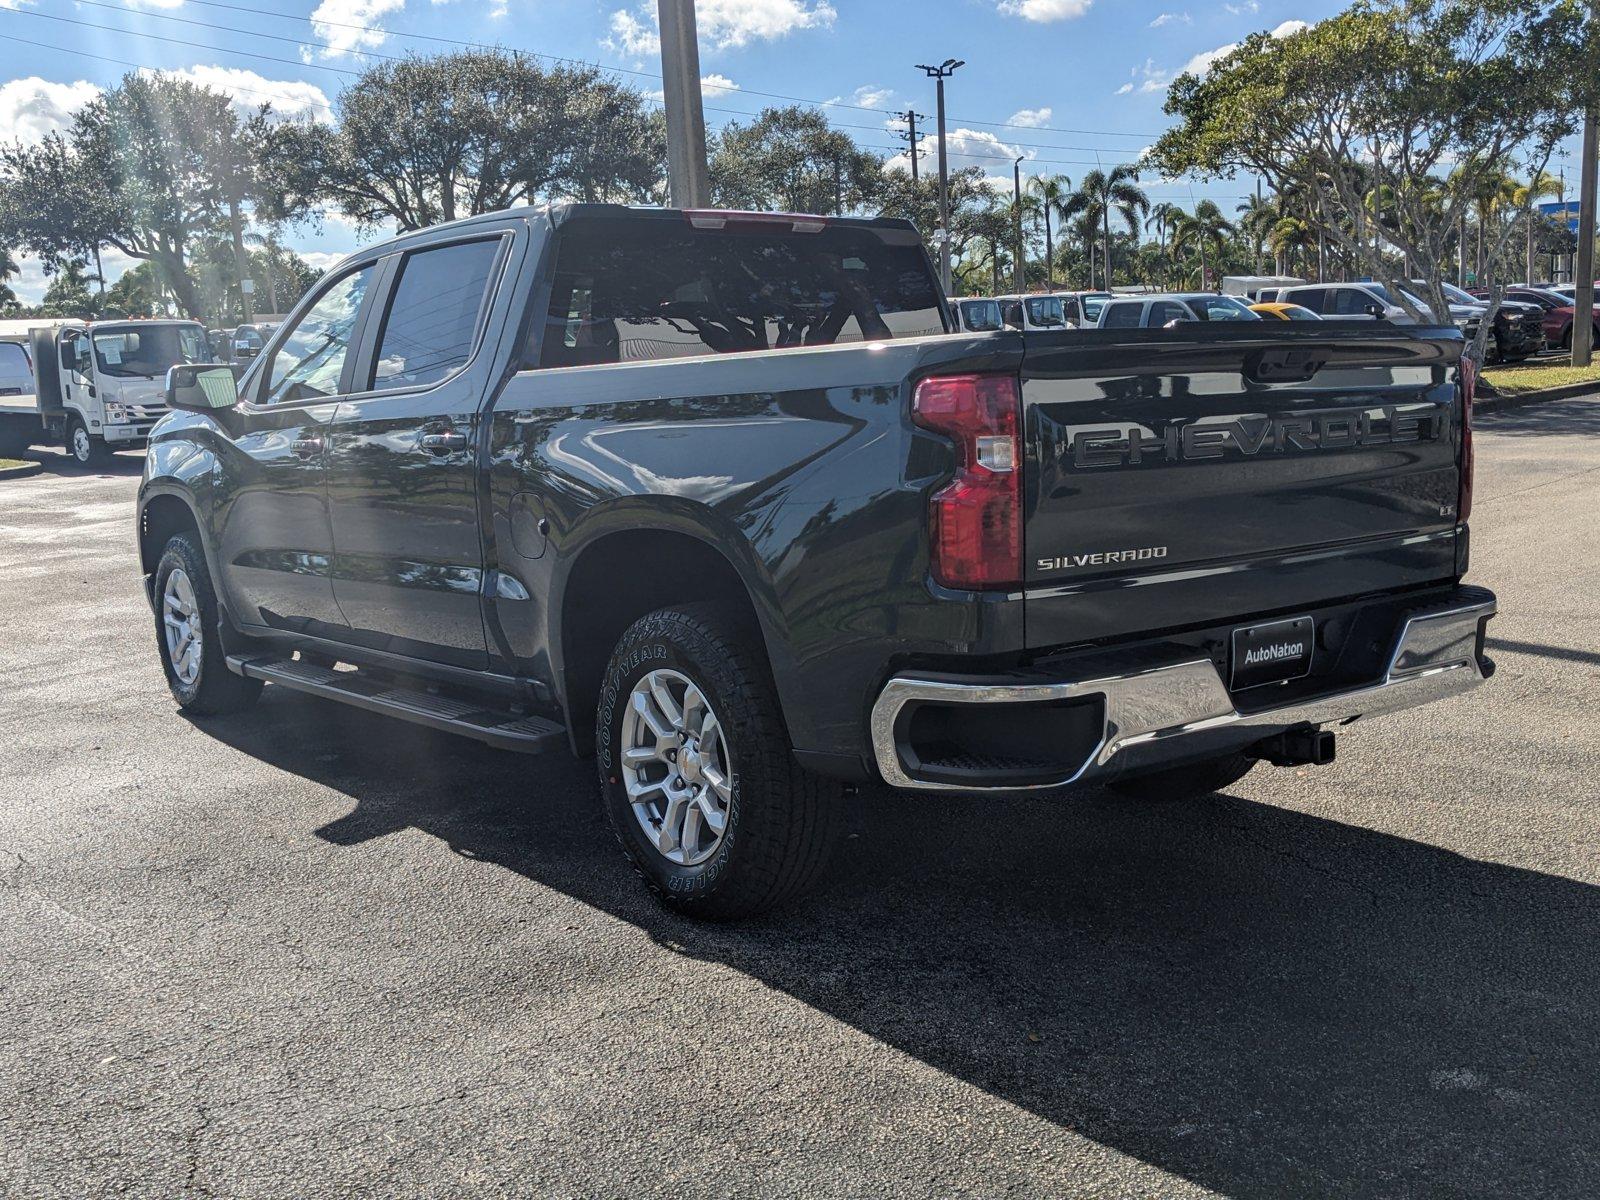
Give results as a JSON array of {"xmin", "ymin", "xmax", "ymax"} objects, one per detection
[{"xmin": 596, "ymin": 603, "xmax": 840, "ymax": 920}]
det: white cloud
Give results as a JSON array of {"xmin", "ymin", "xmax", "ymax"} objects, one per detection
[
  {"xmin": 142, "ymin": 66, "xmax": 333, "ymax": 122},
  {"xmin": 997, "ymin": 0, "xmax": 1092, "ymax": 21},
  {"xmin": 296, "ymin": 250, "xmax": 347, "ymax": 272},
  {"xmin": 1008, "ymin": 106, "xmax": 1052, "ymax": 128},
  {"xmin": 121, "ymin": 0, "xmax": 187, "ymax": 7},
  {"xmin": 1158, "ymin": 20, "xmax": 1310, "ymax": 92},
  {"xmin": 885, "ymin": 126, "xmax": 1025, "ymax": 177},
  {"xmin": 607, "ymin": 0, "xmax": 836, "ymax": 57},
  {"xmin": 10, "ymin": 248, "xmax": 142, "ymax": 306},
  {"xmin": 645, "ymin": 73, "xmax": 740, "ymax": 103},
  {"xmin": 0, "ymin": 77, "xmax": 99, "ymax": 146},
  {"xmin": 850, "ymin": 84, "xmax": 893, "ymax": 109},
  {"xmin": 1149, "ymin": 11, "xmax": 1191, "ymax": 26},
  {"xmin": 1224, "ymin": 0, "xmax": 1259, "ymax": 12},
  {"xmin": 309, "ymin": 0, "xmax": 405, "ymax": 58}
]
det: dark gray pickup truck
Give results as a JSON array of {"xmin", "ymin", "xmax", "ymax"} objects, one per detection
[{"xmin": 138, "ymin": 204, "xmax": 1496, "ymax": 918}]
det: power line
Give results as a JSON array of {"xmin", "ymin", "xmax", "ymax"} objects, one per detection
[
  {"xmin": 79, "ymin": 0, "xmax": 1165, "ymax": 140},
  {"xmin": 49, "ymin": 0, "xmax": 1157, "ymax": 156}
]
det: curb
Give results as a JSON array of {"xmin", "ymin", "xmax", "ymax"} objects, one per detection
[
  {"xmin": 1477, "ymin": 381, "xmax": 1600, "ymax": 415},
  {"xmin": 0, "ymin": 459, "xmax": 42, "ymax": 480}
]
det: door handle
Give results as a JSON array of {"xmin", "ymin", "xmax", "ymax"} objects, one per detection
[
  {"xmin": 419, "ymin": 431, "xmax": 468, "ymax": 455},
  {"xmin": 292, "ymin": 435, "xmax": 324, "ymax": 459}
]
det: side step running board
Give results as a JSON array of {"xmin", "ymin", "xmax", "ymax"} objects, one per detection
[{"xmin": 225, "ymin": 654, "xmax": 567, "ymax": 754}]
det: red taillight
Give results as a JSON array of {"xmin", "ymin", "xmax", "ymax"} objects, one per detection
[
  {"xmin": 912, "ymin": 373, "xmax": 1022, "ymax": 590},
  {"xmin": 1458, "ymin": 354, "xmax": 1476, "ymax": 524}
]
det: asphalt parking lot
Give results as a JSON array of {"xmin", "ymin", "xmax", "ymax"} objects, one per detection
[{"xmin": 2, "ymin": 401, "xmax": 1598, "ymax": 1199}]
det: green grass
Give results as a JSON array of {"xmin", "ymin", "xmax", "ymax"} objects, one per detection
[{"xmin": 1481, "ymin": 357, "xmax": 1600, "ymax": 397}]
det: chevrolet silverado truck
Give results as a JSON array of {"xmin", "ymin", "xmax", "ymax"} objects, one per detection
[{"xmin": 137, "ymin": 204, "xmax": 1497, "ymax": 919}]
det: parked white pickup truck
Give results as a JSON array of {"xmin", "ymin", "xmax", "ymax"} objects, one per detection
[{"xmin": 0, "ymin": 318, "xmax": 209, "ymax": 465}]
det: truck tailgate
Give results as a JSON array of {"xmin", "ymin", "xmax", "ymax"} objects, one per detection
[{"xmin": 1022, "ymin": 326, "xmax": 1465, "ymax": 650}]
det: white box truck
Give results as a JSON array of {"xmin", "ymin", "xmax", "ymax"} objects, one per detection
[{"xmin": 0, "ymin": 318, "xmax": 209, "ymax": 465}]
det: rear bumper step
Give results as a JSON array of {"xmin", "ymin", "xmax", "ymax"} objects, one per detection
[
  {"xmin": 870, "ymin": 587, "xmax": 1496, "ymax": 793},
  {"xmin": 225, "ymin": 654, "xmax": 566, "ymax": 754}
]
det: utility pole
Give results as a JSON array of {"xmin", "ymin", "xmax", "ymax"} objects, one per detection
[
  {"xmin": 658, "ymin": 0, "xmax": 710, "ymax": 207},
  {"xmin": 1012, "ymin": 156, "xmax": 1025, "ymax": 293},
  {"xmin": 895, "ymin": 110, "xmax": 927, "ymax": 183},
  {"xmin": 1574, "ymin": 105, "xmax": 1597, "ymax": 366},
  {"xmin": 917, "ymin": 59, "xmax": 963, "ymax": 295}
]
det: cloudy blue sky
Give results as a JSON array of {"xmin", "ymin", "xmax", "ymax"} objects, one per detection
[{"xmin": 0, "ymin": 0, "xmax": 1356, "ymax": 302}]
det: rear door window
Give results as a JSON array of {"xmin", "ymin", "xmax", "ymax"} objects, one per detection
[
  {"xmin": 1146, "ymin": 301, "xmax": 1191, "ymax": 327},
  {"xmin": 1100, "ymin": 302, "xmax": 1141, "ymax": 329},
  {"xmin": 537, "ymin": 217, "xmax": 946, "ymax": 368},
  {"xmin": 370, "ymin": 239, "xmax": 502, "ymax": 392}
]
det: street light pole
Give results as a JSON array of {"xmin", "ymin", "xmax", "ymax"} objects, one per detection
[
  {"xmin": 1013, "ymin": 156, "xmax": 1025, "ymax": 294},
  {"xmin": 1574, "ymin": 106, "xmax": 1598, "ymax": 367},
  {"xmin": 917, "ymin": 59, "xmax": 964, "ymax": 295},
  {"xmin": 658, "ymin": 0, "xmax": 710, "ymax": 208}
]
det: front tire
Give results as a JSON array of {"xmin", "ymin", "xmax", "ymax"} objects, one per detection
[
  {"xmin": 153, "ymin": 531, "xmax": 263, "ymax": 715},
  {"xmin": 1107, "ymin": 752, "xmax": 1256, "ymax": 802},
  {"xmin": 596, "ymin": 603, "xmax": 840, "ymax": 920},
  {"xmin": 67, "ymin": 417, "xmax": 110, "ymax": 467}
]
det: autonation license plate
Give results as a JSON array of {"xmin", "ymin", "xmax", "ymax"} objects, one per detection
[{"xmin": 1231, "ymin": 616, "xmax": 1314, "ymax": 690}]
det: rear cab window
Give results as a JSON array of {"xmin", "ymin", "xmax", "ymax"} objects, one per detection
[
  {"xmin": 1100, "ymin": 302, "xmax": 1141, "ymax": 329},
  {"xmin": 370, "ymin": 238, "xmax": 503, "ymax": 392},
  {"xmin": 0, "ymin": 342, "xmax": 30, "ymax": 387},
  {"xmin": 535, "ymin": 215, "xmax": 947, "ymax": 368}
]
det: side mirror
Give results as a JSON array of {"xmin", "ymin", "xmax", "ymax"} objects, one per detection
[
  {"xmin": 166, "ymin": 364, "xmax": 239, "ymax": 413},
  {"xmin": 1364, "ymin": 302, "xmax": 1387, "ymax": 318}
]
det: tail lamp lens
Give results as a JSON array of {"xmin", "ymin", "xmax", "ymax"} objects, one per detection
[{"xmin": 912, "ymin": 373, "xmax": 1022, "ymax": 590}]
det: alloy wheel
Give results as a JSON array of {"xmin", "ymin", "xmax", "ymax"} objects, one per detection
[
  {"xmin": 162, "ymin": 568, "xmax": 202, "ymax": 687},
  {"xmin": 620, "ymin": 668, "xmax": 732, "ymax": 867}
]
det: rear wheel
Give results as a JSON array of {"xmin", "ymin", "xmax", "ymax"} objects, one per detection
[
  {"xmin": 596, "ymin": 603, "xmax": 840, "ymax": 920},
  {"xmin": 153, "ymin": 531, "xmax": 263, "ymax": 715},
  {"xmin": 1107, "ymin": 752, "xmax": 1256, "ymax": 802},
  {"xmin": 66, "ymin": 416, "xmax": 110, "ymax": 467}
]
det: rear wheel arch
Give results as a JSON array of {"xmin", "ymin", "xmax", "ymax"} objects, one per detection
[{"xmin": 555, "ymin": 523, "xmax": 789, "ymax": 757}]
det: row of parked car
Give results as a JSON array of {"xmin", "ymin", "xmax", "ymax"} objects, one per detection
[{"xmin": 953, "ymin": 275, "xmax": 1584, "ymax": 363}]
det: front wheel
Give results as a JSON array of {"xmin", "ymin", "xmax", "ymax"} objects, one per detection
[
  {"xmin": 1106, "ymin": 752, "xmax": 1256, "ymax": 802},
  {"xmin": 153, "ymin": 531, "xmax": 263, "ymax": 715},
  {"xmin": 596, "ymin": 603, "xmax": 840, "ymax": 920},
  {"xmin": 66, "ymin": 417, "xmax": 110, "ymax": 467}
]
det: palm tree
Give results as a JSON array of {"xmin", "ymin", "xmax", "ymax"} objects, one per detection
[
  {"xmin": 1145, "ymin": 202, "xmax": 1184, "ymax": 288},
  {"xmin": 1175, "ymin": 200, "xmax": 1232, "ymax": 289},
  {"xmin": 1471, "ymin": 168, "xmax": 1519, "ymax": 284},
  {"xmin": 1269, "ymin": 216, "xmax": 1315, "ymax": 278},
  {"xmin": 1512, "ymin": 171, "xmax": 1562, "ymax": 285},
  {"xmin": 0, "ymin": 247, "xmax": 18, "ymax": 311},
  {"xmin": 1073, "ymin": 166, "xmax": 1149, "ymax": 290},
  {"xmin": 1027, "ymin": 173, "xmax": 1072, "ymax": 291},
  {"xmin": 1235, "ymin": 194, "xmax": 1277, "ymax": 275}
]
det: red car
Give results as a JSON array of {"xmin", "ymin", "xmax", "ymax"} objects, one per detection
[{"xmin": 1471, "ymin": 286, "xmax": 1600, "ymax": 352}]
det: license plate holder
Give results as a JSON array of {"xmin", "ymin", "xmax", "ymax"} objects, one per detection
[{"xmin": 1231, "ymin": 616, "xmax": 1315, "ymax": 690}]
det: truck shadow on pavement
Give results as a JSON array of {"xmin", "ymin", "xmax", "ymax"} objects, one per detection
[
  {"xmin": 197, "ymin": 693, "xmax": 1599, "ymax": 1199},
  {"xmin": 1477, "ymin": 396, "xmax": 1600, "ymax": 436}
]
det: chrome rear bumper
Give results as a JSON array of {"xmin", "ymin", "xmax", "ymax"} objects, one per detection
[{"xmin": 870, "ymin": 589, "xmax": 1496, "ymax": 793}]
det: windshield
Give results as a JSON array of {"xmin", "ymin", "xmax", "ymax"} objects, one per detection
[
  {"xmin": 1190, "ymin": 295, "xmax": 1261, "ymax": 321},
  {"xmin": 92, "ymin": 325, "xmax": 206, "ymax": 378},
  {"xmin": 1025, "ymin": 296, "xmax": 1065, "ymax": 327},
  {"xmin": 958, "ymin": 300, "xmax": 1002, "ymax": 332},
  {"xmin": 1432, "ymin": 281, "xmax": 1478, "ymax": 306},
  {"xmin": 1080, "ymin": 293, "xmax": 1112, "ymax": 323}
]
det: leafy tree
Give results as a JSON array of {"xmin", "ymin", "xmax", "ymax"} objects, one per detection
[
  {"xmin": 40, "ymin": 259, "xmax": 96, "ymax": 318},
  {"xmin": 0, "ymin": 73, "xmax": 298, "ymax": 320},
  {"xmin": 1150, "ymin": 0, "xmax": 1595, "ymax": 341},
  {"xmin": 101, "ymin": 260, "xmax": 169, "ymax": 318},
  {"xmin": 286, "ymin": 50, "xmax": 663, "ymax": 233},
  {"xmin": 877, "ymin": 165, "xmax": 1003, "ymax": 269},
  {"xmin": 710, "ymin": 106, "xmax": 885, "ymax": 215},
  {"xmin": 1512, "ymin": 171, "xmax": 1562, "ymax": 286}
]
